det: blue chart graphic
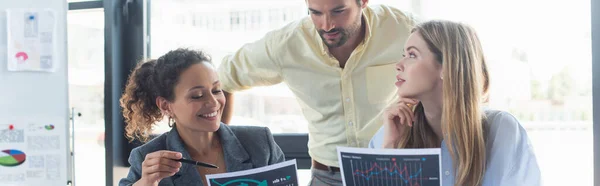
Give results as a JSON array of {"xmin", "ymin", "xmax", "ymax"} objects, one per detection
[
  {"xmin": 341, "ymin": 152, "xmax": 440, "ymax": 186},
  {"xmin": 211, "ymin": 176, "xmax": 291, "ymax": 186},
  {"xmin": 209, "ymin": 163, "xmax": 296, "ymax": 186},
  {"xmin": 211, "ymin": 179, "xmax": 268, "ymax": 186}
]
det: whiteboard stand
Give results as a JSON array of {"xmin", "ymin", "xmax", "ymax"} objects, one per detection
[{"xmin": 68, "ymin": 108, "xmax": 81, "ymax": 186}]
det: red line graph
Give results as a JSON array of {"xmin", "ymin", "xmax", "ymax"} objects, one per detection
[{"xmin": 351, "ymin": 159, "xmax": 424, "ymax": 186}]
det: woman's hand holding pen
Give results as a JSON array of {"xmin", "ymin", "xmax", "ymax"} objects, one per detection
[
  {"xmin": 383, "ymin": 98, "xmax": 419, "ymax": 149},
  {"xmin": 134, "ymin": 150, "xmax": 183, "ymax": 186}
]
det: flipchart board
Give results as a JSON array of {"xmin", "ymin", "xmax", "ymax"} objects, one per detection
[{"xmin": 0, "ymin": 0, "xmax": 71, "ymax": 185}]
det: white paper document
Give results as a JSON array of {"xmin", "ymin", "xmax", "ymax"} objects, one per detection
[
  {"xmin": 0, "ymin": 120, "xmax": 66, "ymax": 186},
  {"xmin": 206, "ymin": 159, "xmax": 299, "ymax": 186},
  {"xmin": 6, "ymin": 9, "xmax": 56, "ymax": 72},
  {"xmin": 337, "ymin": 147, "xmax": 442, "ymax": 186}
]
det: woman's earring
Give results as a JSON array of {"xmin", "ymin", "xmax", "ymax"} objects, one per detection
[{"xmin": 168, "ymin": 116, "xmax": 173, "ymax": 127}]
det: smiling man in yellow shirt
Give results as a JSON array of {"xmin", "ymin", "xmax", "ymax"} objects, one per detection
[{"xmin": 218, "ymin": 0, "xmax": 417, "ymax": 184}]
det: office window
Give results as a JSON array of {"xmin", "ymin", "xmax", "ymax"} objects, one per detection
[
  {"xmin": 151, "ymin": 0, "xmax": 308, "ymax": 135},
  {"xmin": 230, "ymin": 11, "xmax": 240, "ymax": 30},
  {"xmin": 192, "ymin": 13, "xmax": 201, "ymax": 27},
  {"xmin": 250, "ymin": 10, "xmax": 260, "ymax": 30},
  {"xmin": 67, "ymin": 8, "xmax": 105, "ymax": 186},
  {"xmin": 269, "ymin": 9, "xmax": 280, "ymax": 27}
]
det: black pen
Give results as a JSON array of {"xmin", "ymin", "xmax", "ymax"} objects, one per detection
[{"xmin": 174, "ymin": 158, "xmax": 219, "ymax": 169}]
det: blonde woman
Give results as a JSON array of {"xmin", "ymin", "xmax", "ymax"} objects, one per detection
[{"xmin": 369, "ymin": 20, "xmax": 541, "ymax": 186}]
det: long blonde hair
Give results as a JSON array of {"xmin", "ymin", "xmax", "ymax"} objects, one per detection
[{"xmin": 396, "ymin": 20, "xmax": 490, "ymax": 186}]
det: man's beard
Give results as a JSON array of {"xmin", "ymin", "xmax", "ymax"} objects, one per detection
[{"xmin": 318, "ymin": 20, "xmax": 361, "ymax": 48}]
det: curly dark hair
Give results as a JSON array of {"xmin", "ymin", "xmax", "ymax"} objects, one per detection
[{"xmin": 119, "ymin": 48, "xmax": 212, "ymax": 142}]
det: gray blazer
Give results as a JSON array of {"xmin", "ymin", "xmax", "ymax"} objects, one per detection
[{"xmin": 119, "ymin": 123, "xmax": 285, "ymax": 186}]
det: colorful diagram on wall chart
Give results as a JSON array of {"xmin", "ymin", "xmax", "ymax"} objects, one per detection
[{"xmin": 0, "ymin": 149, "xmax": 27, "ymax": 167}]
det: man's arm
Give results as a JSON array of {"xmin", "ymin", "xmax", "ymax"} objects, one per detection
[
  {"xmin": 217, "ymin": 30, "xmax": 285, "ymax": 124},
  {"xmin": 221, "ymin": 91, "xmax": 234, "ymax": 124}
]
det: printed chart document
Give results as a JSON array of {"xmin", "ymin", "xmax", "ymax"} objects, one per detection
[
  {"xmin": 337, "ymin": 147, "xmax": 442, "ymax": 186},
  {"xmin": 0, "ymin": 118, "xmax": 66, "ymax": 186},
  {"xmin": 206, "ymin": 159, "xmax": 298, "ymax": 186},
  {"xmin": 6, "ymin": 9, "xmax": 57, "ymax": 72}
]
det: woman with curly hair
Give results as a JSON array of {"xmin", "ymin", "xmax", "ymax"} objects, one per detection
[{"xmin": 118, "ymin": 48, "xmax": 284, "ymax": 186}]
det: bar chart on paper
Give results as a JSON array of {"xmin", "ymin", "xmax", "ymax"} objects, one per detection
[{"xmin": 339, "ymin": 150, "xmax": 441, "ymax": 186}]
